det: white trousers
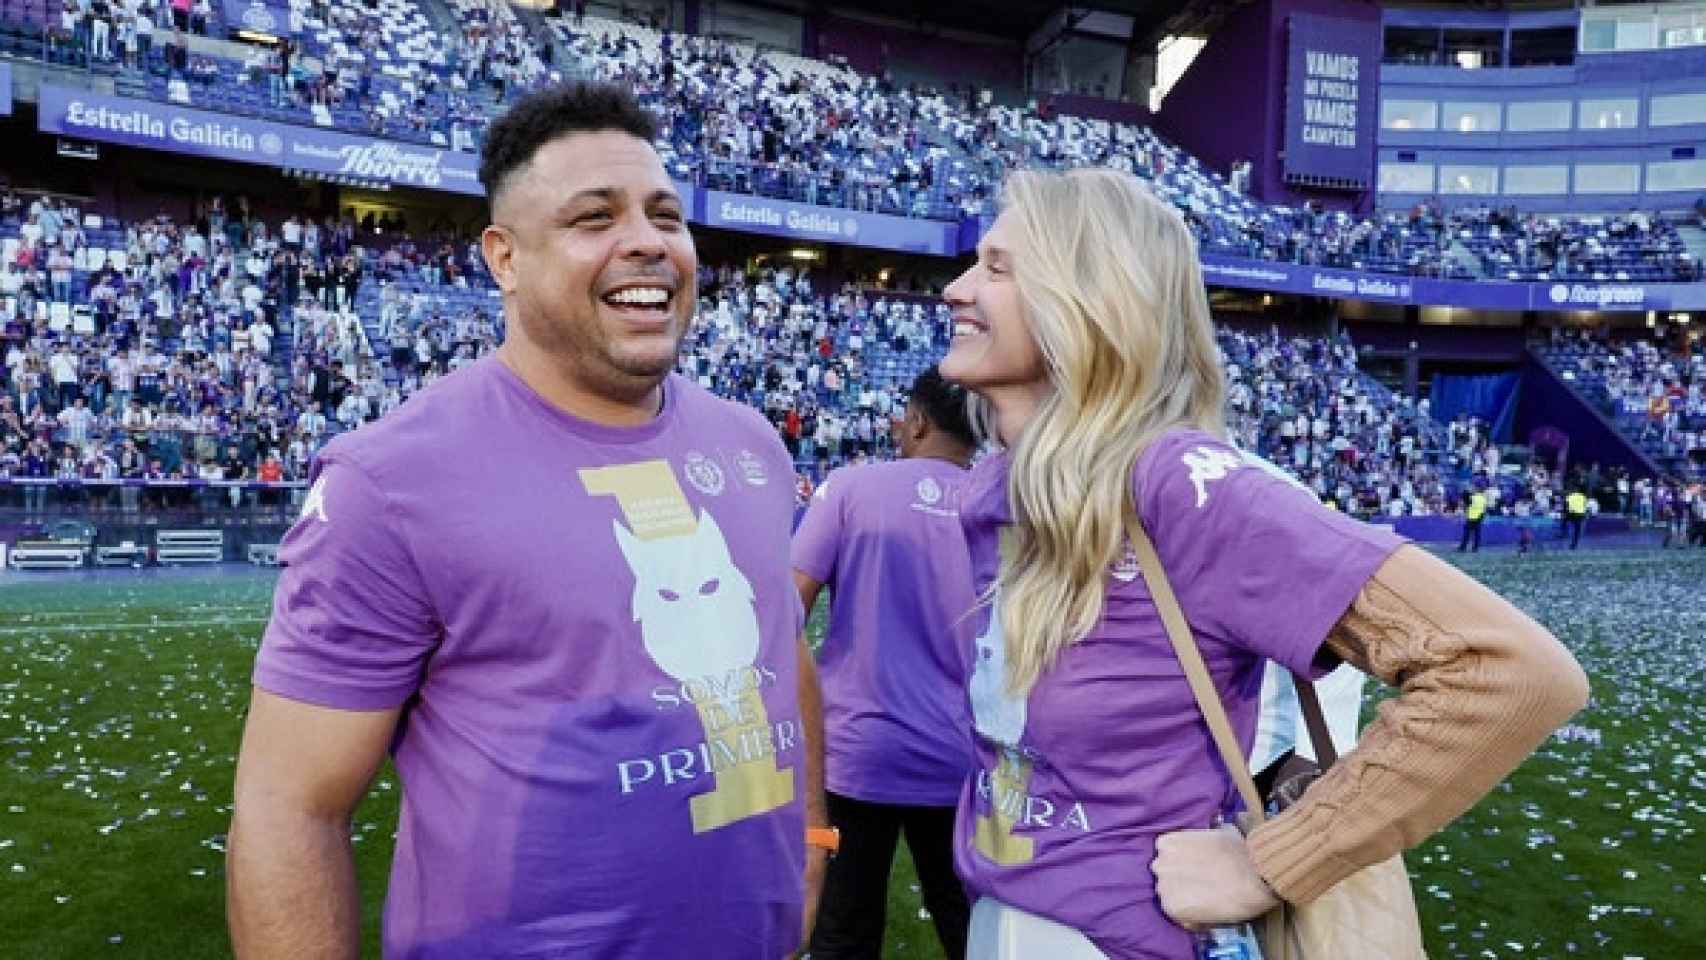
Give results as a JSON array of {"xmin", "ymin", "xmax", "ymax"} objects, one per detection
[{"xmin": 967, "ymin": 897, "xmax": 1109, "ymax": 959}]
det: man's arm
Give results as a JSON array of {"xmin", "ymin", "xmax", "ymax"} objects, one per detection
[
  {"xmin": 227, "ymin": 688, "xmax": 400, "ymax": 959},
  {"xmin": 792, "ymin": 570, "xmax": 823, "ymax": 624},
  {"xmin": 795, "ymin": 629, "xmax": 829, "ymax": 952}
]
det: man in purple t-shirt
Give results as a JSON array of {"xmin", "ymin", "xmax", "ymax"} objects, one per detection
[
  {"xmin": 792, "ymin": 366, "xmax": 978, "ymax": 959},
  {"xmin": 227, "ymin": 84, "xmax": 831, "ymax": 960}
]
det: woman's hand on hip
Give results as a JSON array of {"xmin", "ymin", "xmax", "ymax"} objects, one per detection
[{"xmin": 1152, "ymin": 823, "xmax": 1281, "ymax": 930}]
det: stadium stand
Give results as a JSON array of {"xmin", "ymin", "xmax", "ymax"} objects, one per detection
[
  {"xmin": 7, "ymin": 3, "xmax": 1698, "ymax": 284},
  {"xmin": 1535, "ymin": 331, "xmax": 1706, "ymax": 482},
  {"xmin": 0, "ymin": 0, "xmax": 1701, "ymax": 535},
  {"xmin": 0, "ymin": 179, "xmax": 1488, "ymax": 520}
]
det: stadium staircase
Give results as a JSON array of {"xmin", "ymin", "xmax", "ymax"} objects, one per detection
[
  {"xmin": 1526, "ymin": 343, "xmax": 1670, "ymax": 478},
  {"xmin": 1678, "ymin": 223, "xmax": 1706, "ymax": 267},
  {"xmin": 410, "ymin": 0, "xmax": 462, "ymax": 40},
  {"xmin": 1444, "ymin": 239, "xmax": 1486, "ymax": 280},
  {"xmin": 508, "ymin": 5, "xmax": 567, "ymax": 70}
]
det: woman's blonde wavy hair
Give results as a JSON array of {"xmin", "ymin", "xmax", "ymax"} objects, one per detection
[{"xmin": 974, "ymin": 167, "xmax": 1227, "ymax": 695}]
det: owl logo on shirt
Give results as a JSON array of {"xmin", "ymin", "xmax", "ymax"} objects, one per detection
[
  {"xmin": 589, "ymin": 459, "xmax": 797, "ymax": 834},
  {"xmin": 612, "ymin": 508, "xmax": 759, "ymax": 682},
  {"xmin": 969, "ymin": 593, "xmax": 1027, "ymax": 748}
]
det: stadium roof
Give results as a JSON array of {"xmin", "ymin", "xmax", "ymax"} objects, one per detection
[{"xmin": 833, "ymin": 0, "xmax": 1228, "ymax": 45}]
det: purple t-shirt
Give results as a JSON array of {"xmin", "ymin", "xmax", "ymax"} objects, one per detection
[
  {"xmin": 791, "ymin": 458, "xmax": 977, "ymax": 806},
  {"xmin": 254, "ymin": 357, "xmax": 807, "ymax": 959},
  {"xmin": 953, "ymin": 429, "xmax": 1405, "ymax": 960}
]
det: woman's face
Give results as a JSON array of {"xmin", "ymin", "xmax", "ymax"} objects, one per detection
[{"xmin": 939, "ymin": 211, "xmax": 1045, "ymax": 394}]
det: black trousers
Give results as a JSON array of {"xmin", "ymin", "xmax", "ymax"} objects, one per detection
[
  {"xmin": 1458, "ymin": 517, "xmax": 1482, "ymax": 552},
  {"xmin": 808, "ymin": 791, "xmax": 970, "ymax": 960}
]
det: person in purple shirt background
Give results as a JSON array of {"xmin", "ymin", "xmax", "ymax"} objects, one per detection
[
  {"xmin": 936, "ymin": 167, "xmax": 1588, "ymax": 959},
  {"xmin": 792, "ymin": 364, "xmax": 978, "ymax": 960},
  {"xmin": 226, "ymin": 83, "xmax": 831, "ymax": 960}
]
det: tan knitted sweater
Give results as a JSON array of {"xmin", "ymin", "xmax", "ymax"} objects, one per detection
[{"xmin": 1246, "ymin": 544, "xmax": 1591, "ymax": 903}]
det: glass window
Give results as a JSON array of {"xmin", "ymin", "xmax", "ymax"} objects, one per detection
[
  {"xmin": 1378, "ymin": 162, "xmax": 1435, "ymax": 193},
  {"xmin": 1383, "ymin": 26, "xmax": 1441, "ymax": 65},
  {"xmin": 1660, "ymin": 24, "xmax": 1706, "ymax": 48},
  {"xmin": 1647, "ymin": 158, "xmax": 1706, "ymax": 191},
  {"xmin": 1444, "ymin": 28, "xmax": 1503, "ymax": 68},
  {"xmin": 1507, "ymin": 100, "xmax": 1573, "ymax": 132},
  {"xmin": 1381, "ymin": 99, "xmax": 1438, "ymax": 131},
  {"xmin": 1442, "ymin": 102, "xmax": 1502, "ymax": 133},
  {"xmin": 1580, "ymin": 19, "xmax": 1617, "ymax": 52},
  {"xmin": 1510, "ymin": 26, "xmax": 1576, "ymax": 66},
  {"xmin": 1616, "ymin": 18, "xmax": 1656, "ymax": 51},
  {"xmin": 1574, "ymin": 163, "xmax": 1640, "ymax": 193},
  {"xmin": 1503, "ymin": 165, "xmax": 1569, "ymax": 195},
  {"xmin": 1579, "ymin": 97, "xmax": 1640, "ymax": 129},
  {"xmin": 1439, "ymin": 165, "xmax": 1498, "ymax": 195},
  {"xmin": 1650, "ymin": 92, "xmax": 1706, "ymax": 127}
]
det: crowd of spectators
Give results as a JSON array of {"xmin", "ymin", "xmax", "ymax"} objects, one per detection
[
  {"xmin": 0, "ymin": 189, "xmax": 393, "ymax": 515},
  {"xmin": 675, "ymin": 263, "xmax": 948, "ymax": 467},
  {"xmin": 0, "ymin": 189, "xmax": 1443, "ymax": 522},
  {"xmin": 1539, "ymin": 328, "xmax": 1706, "ymax": 482},
  {"xmin": 7, "ymin": 2, "xmax": 1702, "ymax": 283},
  {"xmin": 2, "ymin": 178, "xmax": 1698, "ymax": 534},
  {"xmin": 1219, "ymin": 328, "xmax": 1451, "ymax": 517},
  {"xmin": 564, "ymin": 17, "xmax": 975, "ymax": 220},
  {"xmin": 38, "ymin": 0, "xmax": 214, "ymax": 70}
]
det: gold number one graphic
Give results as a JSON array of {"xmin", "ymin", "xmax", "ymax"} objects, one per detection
[
  {"xmin": 582, "ymin": 461, "xmax": 796, "ymax": 833},
  {"xmin": 974, "ymin": 747, "xmax": 1036, "ymax": 865}
]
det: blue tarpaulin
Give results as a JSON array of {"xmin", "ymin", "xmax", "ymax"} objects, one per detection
[{"xmin": 1430, "ymin": 372, "xmax": 1520, "ymax": 443}]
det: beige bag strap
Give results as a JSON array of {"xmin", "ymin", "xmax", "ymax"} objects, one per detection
[{"xmin": 1123, "ymin": 511, "xmax": 1267, "ymax": 826}]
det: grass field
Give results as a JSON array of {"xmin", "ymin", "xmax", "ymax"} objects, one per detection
[{"xmin": 1, "ymin": 549, "xmax": 1702, "ymax": 958}]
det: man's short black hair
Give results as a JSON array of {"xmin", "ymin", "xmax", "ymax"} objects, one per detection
[
  {"xmin": 478, "ymin": 82, "xmax": 661, "ymax": 212},
  {"xmin": 909, "ymin": 365, "xmax": 976, "ymax": 449}
]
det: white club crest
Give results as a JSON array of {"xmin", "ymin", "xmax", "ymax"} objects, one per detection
[
  {"xmin": 916, "ymin": 476, "xmax": 943, "ymax": 505},
  {"xmin": 1181, "ymin": 445, "xmax": 1244, "ymax": 508},
  {"xmin": 1109, "ymin": 539, "xmax": 1140, "ymax": 582},
  {"xmin": 683, "ymin": 452, "xmax": 726, "ymax": 496},
  {"xmin": 300, "ymin": 476, "xmax": 330, "ymax": 523}
]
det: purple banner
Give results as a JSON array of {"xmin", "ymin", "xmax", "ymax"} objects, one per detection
[
  {"xmin": 1197, "ymin": 253, "xmax": 1706, "ymax": 312},
  {"xmin": 0, "ymin": 63, "xmax": 11, "ymax": 116},
  {"xmin": 37, "ymin": 84, "xmax": 483, "ymax": 194},
  {"xmin": 221, "ymin": 0, "xmax": 292, "ymax": 38},
  {"xmin": 1282, "ymin": 14, "xmax": 1379, "ymax": 188},
  {"xmin": 702, "ymin": 190, "xmax": 959, "ymax": 257}
]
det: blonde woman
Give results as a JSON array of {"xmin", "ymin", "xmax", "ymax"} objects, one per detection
[{"xmin": 939, "ymin": 167, "xmax": 1589, "ymax": 960}]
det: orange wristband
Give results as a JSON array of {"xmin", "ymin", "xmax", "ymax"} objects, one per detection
[{"xmin": 806, "ymin": 826, "xmax": 841, "ymax": 855}]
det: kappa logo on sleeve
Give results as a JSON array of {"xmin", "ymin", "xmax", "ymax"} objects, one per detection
[
  {"xmin": 1180, "ymin": 445, "xmax": 1245, "ymax": 508},
  {"xmin": 299, "ymin": 476, "xmax": 330, "ymax": 523}
]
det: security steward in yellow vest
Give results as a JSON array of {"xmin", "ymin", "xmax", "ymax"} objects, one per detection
[
  {"xmin": 1565, "ymin": 489, "xmax": 1589, "ymax": 550},
  {"xmin": 1458, "ymin": 488, "xmax": 1488, "ymax": 553}
]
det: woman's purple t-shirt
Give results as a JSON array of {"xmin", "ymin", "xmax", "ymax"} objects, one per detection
[
  {"xmin": 254, "ymin": 358, "xmax": 807, "ymax": 959},
  {"xmin": 953, "ymin": 429, "xmax": 1405, "ymax": 960}
]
